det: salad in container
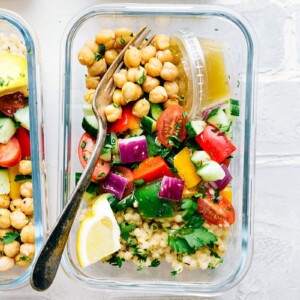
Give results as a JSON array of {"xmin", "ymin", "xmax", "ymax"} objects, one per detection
[
  {"xmin": 0, "ymin": 9, "xmax": 47, "ymax": 289},
  {"xmin": 59, "ymin": 4, "xmax": 256, "ymax": 296}
]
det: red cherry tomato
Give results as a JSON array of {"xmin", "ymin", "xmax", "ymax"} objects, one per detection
[
  {"xmin": 195, "ymin": 125, "xmax": 236, "ymax": 163},
  {"xmin": 0, "ymin": 137, "xmax": 22, "ymax": 167},
  {"xmin": 0, "ymin": 92, "xmax": 27, "ymax": 117},
  {"xmin": 111, "ymin": 166, "xmax": 134, "ymax": 198},
  {"xmin": 78, "ymin": 133, "xmax": 110, "ymax": 181},
  {"xmin": 156, "ymin": 106, "xmax": 188, "ymax": 148},
  {"xmin": 108, "ymin": 105, "xmax": 140, "ymax": 133},
  {"xmin": 14, "ymin": 126, "xmax": 31, "ymax": 159},
  {"xmin": 197, "ymin": 192, "xmax": 235, "ymax": 227}
]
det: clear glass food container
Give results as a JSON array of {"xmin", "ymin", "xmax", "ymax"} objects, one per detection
[
  {"xmin": 59, "ymin": 4, "xmax": 256, "ymax": 297},
  {"xmin": 0, "ymin": 9, "xmax": 47, "ymax": 289}
]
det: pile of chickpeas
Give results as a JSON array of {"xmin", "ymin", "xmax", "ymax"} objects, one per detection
[
  {"xmin": 78, "ymin": 28, "xmax": 181, "ymax": 121},
  {"xmin": 0, "ymin": 160, "xmax": 35, "ymax": 272}
]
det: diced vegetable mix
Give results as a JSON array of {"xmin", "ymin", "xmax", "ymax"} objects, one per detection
[
  {"xmin": 0, "ymin": 33, "xmax": 35, "ymax": 272},
  {"xmin": 76, "ymin": 28, "xmax": 240, "ymax": 275}
]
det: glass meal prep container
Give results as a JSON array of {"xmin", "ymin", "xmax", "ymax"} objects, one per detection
[
  {"xmin": 59, "ymin": 4, "xmax": 256, "ymax": 297},
  {"xmin": 0, "ymin": 9, "xmax": 47, "ymax": 289}
]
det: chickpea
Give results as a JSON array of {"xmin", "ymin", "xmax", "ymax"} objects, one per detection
[
  {"xmin": 160, "ymin": 62, "xmax": 179, "ymax": 81},
  {"xmin": 145, "ymin": 58, "xmax": 162, "ymax": 78},
  {"xmin": 87, "ymin": 58, "xmax": 107, "ymax": 76},
  {"xmin": 0, "ymin": 195, "xmax": 10, "ymax": 209},
  {"xmin": 113, "ymin": 69, "xmax": 128, "ymax": 89},
  {"xmin": 164, "ymin": 81, "xmax": 179, "ymax": 99},
  {"xmin": 149, "ymin": 86, "xmax": 168, "ymax": 103},
  {"xmin": 21, "ymin": 198, "xmax": 34, "ymax": 216},
  {"xmin": 104, "ymin": 49, "xmax": 118, "ymax": 65},
  {"xmin": 78, "ymin": 46, "xmax": 94, "ymax": 66},
  {"xmin": 122, "ymin": 82, "xmax": 143, "ymax": 103},
  {"xmin": 20, "ymin": 243, "xmax": 35, "ymax": 260},
  {"xmin": 142, "ymin": 76, "xmax": 160, "ymax": 93},
  {"xmin": 85, "ymin": 75, "xmax": 100, "ymax": 90},
  {"xmin": 20, "ymin": 181, "xmax": 32, "ymax": 198},
  {"xmin": 0, "ymin": 256, "xmax": 14, "ymax": 272},
  {"xmin": 127, "ymin": 66, "xmax": 147, "ymax": 83},
  {"xmin": 95, "ymin": 29, "xmax": 115, "ymax": 50},
  {"xmin": 4, "ymin": 240, "xmax": 20, "ymax": 258},
  {"xmin": 115, "ymin": 28, "xmax": 133, "ymax": 48},
  {"xmin": 156, "ymin": 49, "xmax": 173, "ymax": 63},
  {"xmin": 104, "ymin": 104, "xmax": 122, "ymax": 122},
  {"xmin": 141, "ymin": 45, "xmax": 156, "ymax": 64},
  {"xmin": 10, "ymin": 199, "xmax": 22, "ymax": 212},
  {"xmin": 84, "ymin": 89, "xmax": 96, "ymax": 104},
  {"xmin": 19, "ymin": 87, "xmax": 29, "ymax": 97},
  {"xmin": 163, "ymin": 99, "xmax": 179, "ymax": 109},
  {"xmin": 20, "ymin": 223, "xmax": 35, "ymax": 244},
  {"xmin": 15, "ymin": 253, "xmax": 31, "ymax": 266},
  {"xmin": 152, "ymin": 34, "xmax": 170, "ymax": 50},
  {"xmin": 132, "ymin": 99, "xmax": 150, "ymax": 118},
  {"xmin": 0, "ymin": 209, "xmax": 11, "ymax": 229},
  {"xmin": 19, "ymin": 160, "xmax": 32, "ymax": 175},
  {"xmin": 113, "ymin": 89, "xmax": 127, "ymax": 106},
  {"xmin": 10, "ymin": 211, "xmax": 29, "ymax": 230},
  {"xmin": 85, "ymin": 39, "xmax": 99, "ymax": 53},
  {"xmin": 124, "ymin": 46, "xmax": 141, "ymax": 68}
]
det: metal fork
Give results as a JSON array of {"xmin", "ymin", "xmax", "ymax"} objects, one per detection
[{"xmin": 30, "ymin": 26, "xmax": 151, "ymax": 291}]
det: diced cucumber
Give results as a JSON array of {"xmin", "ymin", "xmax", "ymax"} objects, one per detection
[
  {"xmin": 82, "ymin": 115, "xmax": 98, "ymax": 137},
  {"xmin": 112, "ymin": 153, "xmax": 121, "ymax": 164},
  {"xmin": 191, "ymin": 151, "xmax": 211, "ymax": 168},
  {"xmin": 141, "ymin": 116, "xmax": 156, "ymax": 133},
  {"xmin": 196, "ymin": 161, "xmax": 225, "ymax": 182},
  {"xmin": 185, "ymin": 120, "xmax": 206, "ymax": 138},
  {"xmin": 150, "ymin": 103, "xmax": 163, "ymax": 120},
  {"xmin": 0, "ymin": 118, "xmax": 16, "ymax": 144},
  {"xmin": 207, "ymin": 107, "xmax": 230, "ymax": 130},
  {"xmin": 225, "ymin": 99, "xmax": 240, "ymax": 121},
  {"xmin": 109, "ymin": 133, "xmax": 118, "ymax": 155},
  {"xmin": 0, "ymin": 168, "xmax": 10, "ymax": 194},
  {"xmin": 83, "ymin": 103, "xmax": 94, "ymax": 116},
  {"xmin": 14, "ymin": 105, "xmax": 30, "ymax": 130},
  {"xmin": 100, "ymin": 148, "xmax": 111, "ymax": 162}
]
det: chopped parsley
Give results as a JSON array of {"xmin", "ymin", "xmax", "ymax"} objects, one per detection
[
  {"xmin": 94, "ymin": 52, "xmax": 102, "ymax": 61},
  {"xmin": 120, "ymin": 222, "xmax": 136, "ymax": 241},
  {"xmin": 120, "ymin": 36, "xmax": 125, "ymax": 45},
  {"xmin": 14, "ymin": 174, "xmax": 32, "ymax": 182},
  {"xmin": 98, "ymin": 44, "xmax": 105, "ymax": 52},
  {"xmin": 108, "ymin": 256, "xmax": 123, "ymax": 268},
  {"xmin": 171, "ymin": 270, "xmax": 178, "ymax": 276},
  {"xmin": 80, "ymin": 141, "xmax": 86, "ymax": 149},
  {"xmin": 2, "ymin": 232, "xmax": 20, "ymax": 244},
  {"xmin": 149, "ymin": 259, "xmax": 160, "ymax": 267},
  {"xmin": 97, "ymin": 172, "xmax": 106, "ymax": 179},
  {"xmin": 137, "ymin": 73, "xmax": 146, "ymax": 85},
  {"xmin": 19, "ymin": 256, "xmax": 32, "ymax": 263},
  {"xmin": 112, "ymin": 102, "xmax": 121, "ymax": 108}
]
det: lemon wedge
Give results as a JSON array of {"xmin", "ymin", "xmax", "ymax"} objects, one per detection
[
  {"xmin": 0, "ymin": 53, "xmax": 28, "ymax": 97},
  {"xmin": 76, "ymin": 193, "xmax": 121, "ymax": 268}
]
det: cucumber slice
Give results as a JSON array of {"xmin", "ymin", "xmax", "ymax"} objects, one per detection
[
  {"xmin": 185, "ymin": 120, "xmax": 206, "ymax": 137},
  {"xmin": 150, "ymin": 103, "xmax": 163, "ymax": 120},
  {"xmin": 100, "ymin": 149, "xmax": 111, "ymax": 162},
  {"xmin": 130, "ymin": 127, "xmax": 143, "ymax": 136},
  {"xmin": 191, "ymin": 151, "xmax": 211, "ymax": 168},
  {"xmin": 197, "ymin": 161, "xmax": 225, "ymax": 182},
  {"xmin": 0, "ymin": 168, "xmax": 10, "ymax": 194},
  {"xmin": 14, "ymin": 106, "xmax": 30, "ymax": 130},
  {"xmin": 83, "ymin": 103, "xmax": 94, "ymax": 116},
  {"xmin": 141, "ymin": 116, "xmax": 156, "ymax": 133},
  {"xmin": 225, "ymin": 99, "xmax": 240, "ymax": 121},
  {"xmin": 0, "ymin": 118, "xmax": 16, "ymax": 144},
  {"xmin": 207, "ymin": 107, "xmax": 229, "ymax": 129},
  {"xmin": 82, "ymin": 115, "xmax": 98, "ymax": 137}
]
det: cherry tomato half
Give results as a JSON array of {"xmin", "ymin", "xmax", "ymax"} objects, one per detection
[
  {"xmin": 156, "ymin": 106, "xmax": 188, "ymax": 148},
  {"xmin": 197, "ymin": 192, "xmax": 235, "ymax": 227},
  {"xmin": 195, "ymin": 124, "xmax": 236, "ymax": 163},
  {"xmin": 0, "ymin": 137, "xmax": 22, "ymax": 167},
  {"xmin": 78, "ymin": 133, "xmax": 110, "ymax": 181},
  {"xmin": 0, "ymin": 92, "xmax": 27, "ymax": 117},
  {"xmin": 14, "ymin": 126, "xmax": 31, "ymax": 159}
]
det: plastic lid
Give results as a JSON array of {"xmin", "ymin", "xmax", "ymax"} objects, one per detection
[{"xmin": 170, "ymin": 28, "xmax": 207, "ymax": 119}]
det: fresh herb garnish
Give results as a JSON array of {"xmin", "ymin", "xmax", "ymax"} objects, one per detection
[
  {"xmin": 94, "ymin": 52, "xmax": 102, "ymax": 61},
  {"xmin": 19, "ymin": 256, "xmax": 31, "ymax": 263},
  {"xmin": 137, "ymin": 73, "xmax": 146, "ymax": 85},
  {"xmin": 149, "ymin": 259, "xmax": 160, "ymax": 267},
  {"xmin": 97, "ymin": 172, "xmax": 106, "ymax": 179},
  {"xmin": 81, "ymin": 141, "xmax": 86, "ymax": 149},
  {"xmin": 171, "ymin": 270, "xmax": 178, "ymax": 276},
  {"xmin": 14, "ymin": 174, "xmax": 32, "ymax": 182},
  {"xmin": 2, "ymin": 232, "xmax": 20, "ymax": 244},
  {"xmin": 133, "ymin": 179, "xmax": 145, "ymax": 186},
  {"xmin": 120, "ymin": 222, "xmax": 136, "ymax": 241},
  {"xmin": 112, "ymin": 102, "xmax": 121, "ymax": 108},
  {"xmin": 120, "ymin": 36, "xmax": 125, "ymax": 45},
  {"xmin": 108, "ymin": 256, "xmax": 123, "ymax": 268}
]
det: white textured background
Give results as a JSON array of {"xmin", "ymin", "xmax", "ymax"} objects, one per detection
[{"xmin": 0, "ymin": 0, "xmax": 300, "ymax": 299}]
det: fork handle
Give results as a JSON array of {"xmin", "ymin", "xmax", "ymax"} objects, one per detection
[{"xmin": 30, "ymin": 125, "xmax": 107, "ymax": 291}]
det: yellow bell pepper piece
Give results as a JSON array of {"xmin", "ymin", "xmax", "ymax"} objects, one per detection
[
  {"xmin": 174, "ymin": 147, "xmax": 201, "ymax": 188},
  {"xmin": 0, "ymin": 53, "xmax": 28, "ymax": 97},
  {"xmin": 220, "ymin": 186, "xmax": 232, "ymax": 203},
  {"xmin": 182, "ymin": 186, "xmax": 198, "ymax": 198},
  {"xmin": 8, "ymin": 165, "xmax": 22, "ymax": 199}
]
